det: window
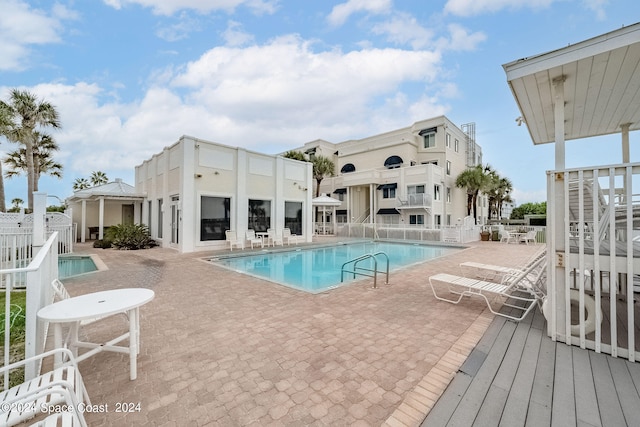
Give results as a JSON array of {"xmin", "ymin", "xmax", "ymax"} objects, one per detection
[
  {"xmin": 446, "ymin": 133, "xmax": 450, "ymax": 148},
  {"xmin": 383, "ymin": 187, "xmax": 396, "ymax": 198},
  {"xmin": 447, "ymin": 214, "xmax": 451, "ymax": 226},
  {"xmin": 285, "ymin": 201, "xmax": 303, "ymax": 235},
  {"xmin": 248, "ymin": 199, "xmax": 271, "ymax": 232},
  {"xmin": 408, "ymin": 185, "xmax": 425, "ymax": 194},
  {"xmin": 434, "ymin": 184, "xmax": 441, "ymax": 201},
  {"xmin": 446, "ymin": 160, "xmax": 451, "ymax": 175},
  {"xmin": 200, "ymin": 196, "xmax": 231, "ymax": 241},
  {"xmin": 336, "ymin": 192, "xmax": 344, "ymax": 201},
  {"xmin": 422, "ymin": 160, "xmax": 438, "ymax": 166},
  {"xmin": 455, "ymin": 139, "xmax": 459, "ymax": 152},
  {"xmin": 423, "ymin": 132, "xmax": 436, "ymax": 148},
  {"xmin": 147, "ymin": 201, "xmax": 152, "ymax": 231},
  {"xmin": 434, "ymin": 215, "xmax": 442, "ymax": 228},
  {"xmin": 409, "ymin": 214, "xmax": 424, "ymax": 225},
  {"xmin": 446, "ymin": 187, "xmax": 451, "ymax": 203},
  {"xmin": 157, "ymin": 199, "xmax": 163, "ymax": 238}
]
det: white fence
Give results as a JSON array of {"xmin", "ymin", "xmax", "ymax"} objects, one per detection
[
  {"xmin": 547, "ymin": 163, "xmax": 640, "ymax": 361},
  {"xmin": 2, "ymin": 232, "xmax": 58, "ymax": 385},
  {"xmin": 334, "ymin": 222, "xmax": 480, "ymax": 243}
]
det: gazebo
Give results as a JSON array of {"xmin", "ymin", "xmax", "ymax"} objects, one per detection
[
  {"xmin": 312, "ymin": 194, "xmax": 342, "ymax": 235},
  {"xmin": 66, "ymin": 178, "xmax": 146, "ymax": 242}
]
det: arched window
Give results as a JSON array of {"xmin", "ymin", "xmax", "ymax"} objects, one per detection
[
  {"xmin": 340, "ymin": 163, "xmax": 356, "ymax": 173},
  {"xmin": 384, "ymin": 155, "xmax": 403, "ymax": 169}
]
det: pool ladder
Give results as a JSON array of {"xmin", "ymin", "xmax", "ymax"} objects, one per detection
[{"xmin": 340, "ymin": 251, "xmax": 389, "ymax": 289}]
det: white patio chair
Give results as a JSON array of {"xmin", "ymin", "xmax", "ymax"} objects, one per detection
[
  {"xmin": 282, "ymin": 228, "xmax": 299, "ymax": 245},
  {"xmin": 0, "ymin": 348, "xmax": 90, "ymax": 427},
  {"xmin": 520, "ymin": 230, "xmax": 537, "ymax": 244},
  {"xmin": 225, "ymin": 230, "xmax": 244, "ymax": 251},
  {"xmin": 267, "ymin": 228, "xmax": 283, "ymax": 247},
  {"xmin": 245, "ymin": 229, "xmax": 264, "ymax": 249},
  {"xmin": 498, "ymin": 226, "xmax": 517, "ymax": 244},
  {"xmin": 429, "ymin": 256, "xmax": 546, "ymax": 322}
]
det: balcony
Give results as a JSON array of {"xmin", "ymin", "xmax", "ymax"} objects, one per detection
[{"xmin": 396, "ymin": 193, "xmax": 432, "ymax": 210}]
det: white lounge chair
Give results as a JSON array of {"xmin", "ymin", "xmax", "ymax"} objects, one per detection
[
  {"xmin": 0, "ymin": 348, "xmax": 90, "ymax": 426},
  {"xmin": 283, "ymin": 228, "xmax": 299, "ymax": 245},
  {"xmin": 225, "ymin": 230, "xmax": 244, "ymax": 251},
  {"xmin": 267, "ymin": 228, "xmax": 283, "ymax": 247},
  {"xmin": 520, "ymin": 230, "xmax": 537, "ymax": 244},
  {"xmin": 429, "ymin": 256, "xmax": 546, "ymax": 321},
  {"xmin": 460, "ymin": 248, "xmax": 547, "ymax": 290},
  {"xmin": 245, "ymin": 229, "xmax": 264, "ymax": 249},
  {"xmin": 498, "ymin": 225, "xmax": 517, "ymax": 244}
]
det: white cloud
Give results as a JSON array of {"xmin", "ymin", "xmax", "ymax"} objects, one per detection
[
  {"xmin": 102, "ymin": 0, "xmax": 279, "ymax": 16},
  {"xmin": 155, "ymin": 12, "xmax": 201, "ymax": 42},
  {"xmin": 443, "ymin": 0, "xmax": 555, "ymax": 17},
  {"xmin": 327, "ymin": 0, "xmax": 392, "ymax": 27},
  {"xmin": 221, "ymin": 20, "xmax": 255, "ymax": 46},
  {"xmin": 437, "ymin": 24, "xmax": 487, "ymax": 51},
  {"xmin": 370, "ymin": 12, "xmax": 434, "ymax": 49},
  {"xmin": 0, "ymin": 0, "xmax": 70, "ymax": 71}
]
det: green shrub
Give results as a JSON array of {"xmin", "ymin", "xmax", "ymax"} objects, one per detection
[
  {"xmin": 105, "ymin": 223, "xmax": 157, "ymax": 250},
  {"xmin": 93, "ymin": 239, "xmax": 112, "ymax": 249}
]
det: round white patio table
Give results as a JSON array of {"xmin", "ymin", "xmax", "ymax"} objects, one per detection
[{"xmin": 38, "ymin": 288, "xmax": 154, "ymax": 380}]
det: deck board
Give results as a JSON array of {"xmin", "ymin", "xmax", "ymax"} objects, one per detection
[{"xmin": 422, "ymin": 305, "xmax": 640, "ymax": 427}]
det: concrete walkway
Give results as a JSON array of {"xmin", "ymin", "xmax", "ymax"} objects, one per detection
[{"xmin": 51, "ymin": 239, "xmax": 541, "ymax": 426}]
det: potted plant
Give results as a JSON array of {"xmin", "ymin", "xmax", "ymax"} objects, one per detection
[{"xmin": 480, "ymin": 226, "xmax": 491, "ymax": 241}]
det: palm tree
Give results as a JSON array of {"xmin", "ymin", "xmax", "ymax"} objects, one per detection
[
  {"xmin": 9, "ymin": 197, "xmax": 23, "ymax": 213},
  {"xmin": 283, "ymin": 150, "xmax": 307, "ymax": 162},
  {"xmin": 4, "ymin": 132, "xmax": 63, "ymax": 191},
  {"xmin": 0, "ymin": 103, "xmax": 16, "ymax": 212},
  {"xmin": 73, "ymin": 178, "xmax": 90, "ymax": 191},
  {"xmin": 0, "ymin": 89, "xmax": 61, "ymax": 210},
  {"xmin": 495, "ymin": 177, "xmax": 514, "ymax": 219},
  {"xmin": 455, "ymin": 164, "xmax": 491, "ymax": 224},
  {"xmin": 90, "ymin": 171, "xmax": 108, "ymax": 186},
  {"xmin": 311, "ymin": 155, "xmax": 335, "ymax": 198}
]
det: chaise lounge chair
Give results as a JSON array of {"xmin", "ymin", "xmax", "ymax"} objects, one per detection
[
  {"xmin": 429, "ymin": 256, "xmax": 546, "ymax": 322},
  {"xmin": 1, "ymin": 348, "xmax": 91, "ymax": 426}
]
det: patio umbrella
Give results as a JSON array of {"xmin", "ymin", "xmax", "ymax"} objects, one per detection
[{"xmin": 311, "ymin": 194, "xmax": 342, "ymax": 234}]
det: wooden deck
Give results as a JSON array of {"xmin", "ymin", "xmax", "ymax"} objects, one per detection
[{"xmin": 421, "ymin": 307, "xmax": 640, "ymax": 426}]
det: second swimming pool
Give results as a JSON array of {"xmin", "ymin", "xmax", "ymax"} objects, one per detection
[{"xmin": 209, "ymin": 241, "xmax": 460, "ymax": 293}]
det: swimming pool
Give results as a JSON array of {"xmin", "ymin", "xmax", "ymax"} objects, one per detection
[
  {"xmin": 209, "ymin": 241, "xmax": 460, "ymax": 293},
  {"xmin": 58, "ymin": 255, "xmax": 98, "ymax": 279}
]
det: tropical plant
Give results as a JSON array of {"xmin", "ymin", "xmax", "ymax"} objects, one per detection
[
  {"xmin": 105, "ymin": 223, "xmax": 157, "ymax": 250},
  {"xmin": 0, "ymin": 89, "xmax": 61, "ymax": 210},
  {"xmin": 90, "ymin": 171, "xmax": 108, "ymax": 186},
  {"xmin": 8, "ymin": 198, "xmax": 23, "ymax": 213},
  {"xmin": 484, "ymin": 168, "xmax": 513, "ymax": 220},
  {"xmin": 455, "ymin": 164, "xmax": 492, "ymax": 224},
  {"xmin": 511, "ymin": 202, "xmax": 547, "ymax": 220},
  {"xmin": 4, "ymin": 132, "xmax": 63, "ymax": 191},
  {"xmin": 0, "ymin": 103, "xmax": 13, "ymax": 212},
  {"xmin": 73, "ymin": 178, "xmax": 90, "ymax": 191},
  {"xmin": 311, "ymin": 155, "xmax": 335, "ymax": 198},
  {"xmin": 283, "ymin": 150, "xmax": 307, "ymax": 162}
]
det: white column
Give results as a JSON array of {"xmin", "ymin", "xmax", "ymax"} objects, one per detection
[
  {"xmin": 552, "ymin": 76, "xmax": 567, "ymax": 340},
  {"xmin": 98, "ymin": 197, "xmax": 105, "ymax": 239},
  {"xmin": 622, "ymin": 123, "xmax": 631, "ymax": 163},
  {"xmin": 180, "ymin": 137, "xmax": 197, "ymax": 253},
  {"xmin": 236, "ymin": 149, "xmax": 249, "ymax": 235},
  {"xmin": 81, "ymin": 199, "xmax": 87, "ymax": 242},
  {"xmin": 32, "ymin": 192, "xmax": 47, "ymax": 247}
]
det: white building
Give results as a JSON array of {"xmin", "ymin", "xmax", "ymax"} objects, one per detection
[
  {"xmin": 296, "ymin": 116, "xmax": 488, "ymax": 230},
  {"xmin": 135, "ymin": 136, "xmax": 313, "ymax": 253}
]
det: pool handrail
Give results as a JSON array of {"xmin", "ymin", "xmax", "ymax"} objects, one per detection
[{"xmin": 341, "ymin": 251, "xmax": 389, "ymax": 288}]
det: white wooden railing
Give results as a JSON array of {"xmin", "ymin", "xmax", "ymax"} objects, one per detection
[
  {"xmin": 547, "ymin": 163, "xmax": 640, "ymax": 361},
  {"xmin": 2, "ymin": 232, "xmax": 59, "ymax": 385}
]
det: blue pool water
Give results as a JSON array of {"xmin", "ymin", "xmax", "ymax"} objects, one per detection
[
  {"xmin": 210, "ymin": 241, "xmax": 459, "ymax": 293},
  {"xmin": 58, "ymin": 256, "xmax": 98, "ymax": 279}
]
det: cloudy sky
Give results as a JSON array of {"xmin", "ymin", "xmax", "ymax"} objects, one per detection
[{"xmin": 0, "ymin": 0, "xmax": 637, "ymax": 207}]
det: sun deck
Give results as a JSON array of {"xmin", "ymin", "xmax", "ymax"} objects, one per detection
[{"xmin": 32, "ymin": 240, "xmax": 634, "ymax": 425}]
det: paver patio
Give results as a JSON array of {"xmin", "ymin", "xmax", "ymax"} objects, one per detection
[{"xmin": 43, "ymin": 239, "xmax": 542, "ymax": 426}]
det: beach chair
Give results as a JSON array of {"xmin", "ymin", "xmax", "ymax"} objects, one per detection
[
  {"xmin": 267, "ymin": 228, "xmax": 283, "ymax": 247},
  {"xmin": 498, "ymin": 225, "xmax": 517, "ymax": 244},
  {"xmin": 459, "ymin": 248, "xmax": 547, "ymax": 290},
  {"xmin": 225, "ymin": 230, "xmax": 244, "ymax": 251},
  {"xmin": 520, "ymin": 230, "xmax": 537, "ymax": 244},
  {"xmin": 245, "ymin": 229, "xmax": 264, "ymax": 249},
  {"xmin": 282, "ymin": 228, "xmax": 299, "ymax": 245},
  {"xmin": 0, "ymin": 348, "xmax": 91, "ymax": 426},
  {"xmin": 429, "ymin": 256, "xmax": 546, "ymax": 321}
]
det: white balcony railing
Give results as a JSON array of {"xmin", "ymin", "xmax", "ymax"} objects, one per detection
[
  {"xmin": 397, "ymin": 193, "xmax": 432, "ymax": 209},
  {"xmin": 547, "ymin": 163, "xmax": 640, "ymax": 361}
]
